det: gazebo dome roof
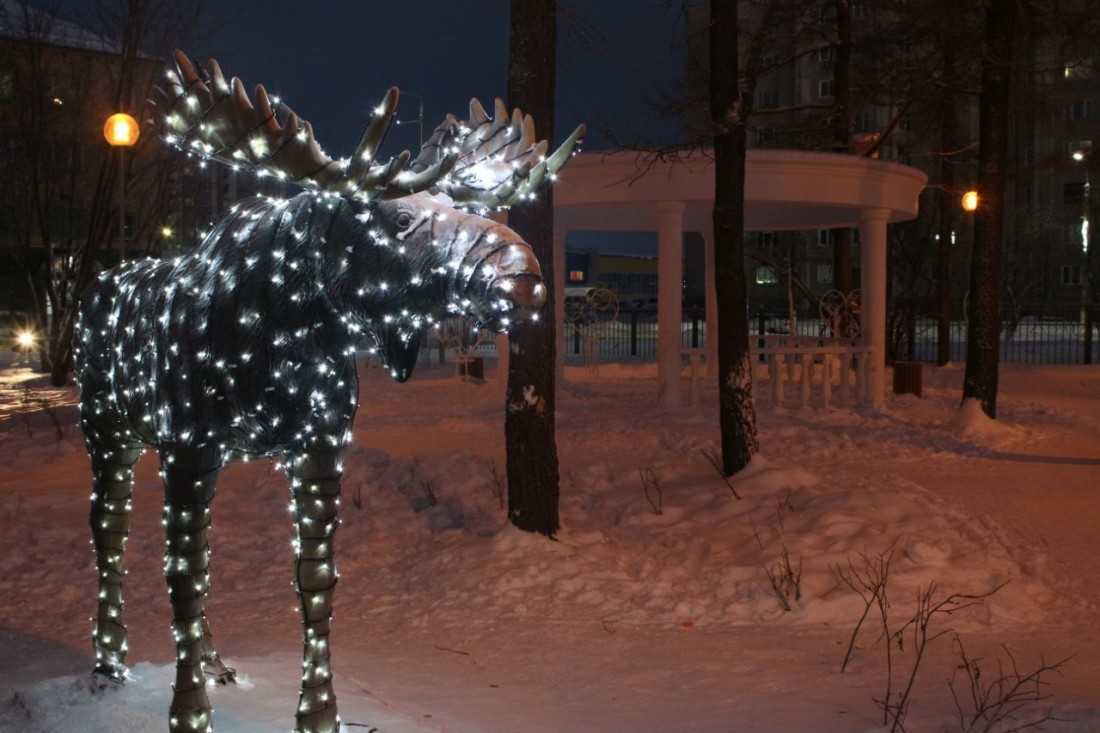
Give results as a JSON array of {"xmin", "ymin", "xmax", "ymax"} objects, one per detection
[{"xmin": 554, "ymin": 148, "xmax": 927, "ymax": 233}]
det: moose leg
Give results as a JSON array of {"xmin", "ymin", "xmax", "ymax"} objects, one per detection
[
  {"xmin": 288, "ymin": 449, "xmax": 343, "ymax": 733},
  {"xmin": 161, "ymin": 457, "xmax": 223, "ymax": 733},
  {"xmin": 89, "ymin": 443, "xmax": 143, "ymax": 681}
]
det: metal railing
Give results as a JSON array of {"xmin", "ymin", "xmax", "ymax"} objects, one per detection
[
  {"xmin": 900, "ymin": 305, "xmax": 1100, "ymax": 365},
  {"xmin": 427, "ymin": 304, "xmax": 1100, "ymax": 367}
]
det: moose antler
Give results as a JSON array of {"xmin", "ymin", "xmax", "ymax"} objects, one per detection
[
  {"xmin": 148, "ymin": 49, "xmax": 585, "ymax": 207},
  {"xmin": 148, "ymin": 50, "xmax": 456, "ymax": 199},
  {"xmin": 414, "ymin": 99, "xmax": 586, "ymax": 210}
]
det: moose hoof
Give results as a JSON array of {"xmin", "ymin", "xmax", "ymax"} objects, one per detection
[
  {"xmin": 203, "ymin": 658, "xmax": 237, "ymax": 685},
  {"xmin": 168, "ymin": 705, "xmax": 214, "ymax": 733},
  {"xmin": 92, "ymin": 661, "xmax": 128, "ymax": 684}
]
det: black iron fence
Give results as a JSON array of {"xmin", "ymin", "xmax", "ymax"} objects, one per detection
[
  {"xmin": 901, "ymin": 305, "xmax": 1100, "ymax": 365},
  {"xmin": 452, "ymin": 305, "xmax": 1100, "ymax": 366},
  {"xmin": 560, "ymin": 308, "xmax": 708, "ymax": 360}
]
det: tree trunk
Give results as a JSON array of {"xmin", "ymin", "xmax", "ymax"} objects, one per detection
[
  {"xmin": 504, "ymin": 0, "xmax": 560, "ymax": 536},
  {"xmin": 830, "ymin": 0, "xmax": 853, "ymax": 302},
  {"xmin": 936, "ymin": 47, "xmax": 960, "ymax": 367},
  {"xmin": 962, "ymin": 0, "xmax": 1018, "ymax": 418},
  {"xmin": 710, "ymin": 0, "xmax": 759, "ymax": 475}
]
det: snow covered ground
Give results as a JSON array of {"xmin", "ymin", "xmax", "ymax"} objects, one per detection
[{"xmin": 1, "ymin": 352, "xmax": 1098, "ymax": 732}]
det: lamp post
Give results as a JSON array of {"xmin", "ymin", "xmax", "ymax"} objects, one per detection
[
  {"xmin": 1073, "ymin": 150, "xmax": 1093, "ymax": 363},
  {"xmin": 104, "ymin": 113, "xmax": 140, "ymax": 262}
]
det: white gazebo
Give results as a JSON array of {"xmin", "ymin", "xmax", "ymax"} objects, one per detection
[{"xmin": 549, "ymin": 148, "xmax": 928, "ymax": 409}]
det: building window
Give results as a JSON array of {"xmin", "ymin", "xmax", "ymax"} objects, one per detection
[
  {"xmin": 1068, "ymin": 99, "xmax": 1095, "ymax": 119},
  {"xmin": 853, "ymin": 112, "xmax": 870, "ymax": 133},
  {"xmin": 568, "ymin": 269, "xmax": 585, "ymax": 282},
  {"xmin": 755, "ymin": 266, "xmax": 779, "ymax": 285},
  {"xmin": 44, "ymin": 77, "xmax": 81, "ymax": 107},
  {"xmin": 818, "ymin": 229, "xmax": 835, "ymax": 247},
  {"xmin": 758, "ymin": 89, "xmax": 779, "ymax": 109},
  {"xmin": 1065, "ymin": 60, "xmax": 1095, "ymax": 79},
  {"xmin": 1064, "ymin": 182, "xmax": 1087, "ymax": 204},
  {"xmin": 817, "ymin": 46, "xmax": 835, "ymax": 62},
  {"xmin": 760, "ymin": 53, "xmax": 779, "ymax": 70},
  {"xmin": 818, "ymin": 79, "xmax": 835, "ymax": 99},
  {"xmin": 817, "ymin": 264, "xmax": 834, "ymax": 284},
  {"xmin": 1062, "ymin": 265, "xmax": 1081, "ymax": 285},
  {"xmin": 1067, "ymin": 140, "xmax": 1092, "ymax": 157},
  {"xmin": 755, "ymin": 231, "xmax": 775, "ymax": 249},
  {"xmin": 757, "ymin": 126, "xmax": 776, "ymax": 144}
]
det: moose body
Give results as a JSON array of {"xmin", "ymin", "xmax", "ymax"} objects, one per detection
[
  {"xmin": 75, "ymin": 50, "xmax": 580, "ymax": 733},
  {"xmin": 77, "ymin": 193, "xmax": 541, "ymax": 454}
]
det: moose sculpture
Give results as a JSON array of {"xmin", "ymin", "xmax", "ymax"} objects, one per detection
[{"xmin": 74, "ymin": 50, "xmax": 583, "ymax": 733}]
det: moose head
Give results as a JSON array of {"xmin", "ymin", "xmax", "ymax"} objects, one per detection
[{"xmin": 74, "ymin": 49, "xmax": 582, "ymax": 733}]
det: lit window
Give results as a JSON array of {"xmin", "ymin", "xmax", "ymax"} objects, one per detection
[
  {"xmin": 1067, "ymin": 140, "xmax": 1092, "ymax": 156},
  {"xmin": 568, "ymin": 269, "xmax": 585, "ymax": 282},
  {"xmin": 755, "ymin": 266, "xmax": 779, "ymax": 285}
]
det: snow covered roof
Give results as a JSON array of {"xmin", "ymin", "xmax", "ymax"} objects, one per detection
[{"xmin": 0, "ymin": 0, "xmax": 121, "ymax": 55}]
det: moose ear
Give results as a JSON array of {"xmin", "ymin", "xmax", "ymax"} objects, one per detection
[{"xmin": 368, "ymin": 325, "xmax": 421, "ymax": 383}]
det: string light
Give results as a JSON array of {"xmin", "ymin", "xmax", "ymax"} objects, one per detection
[{"xmin": 75, "ymin": 48, "xmax": 584, "ymax": 733}]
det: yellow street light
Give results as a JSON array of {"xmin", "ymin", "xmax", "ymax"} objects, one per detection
[
  {"xmin": 961, "ymin": 190, "xmax": 979, "ymax": 212},
  {"xmin": 105, "ymin": 113, "xmax": 140, "ymax": 261},
  {"xmin": 103, "ymin": 113, "xmax": 140, "ymax": 147}
]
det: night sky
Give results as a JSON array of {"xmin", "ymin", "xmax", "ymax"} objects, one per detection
[{"xmin": 184, "ymin": 1, "xmax": 689, "ymax": 159}]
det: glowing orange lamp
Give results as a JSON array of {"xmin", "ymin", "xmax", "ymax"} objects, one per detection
[
  {"xmin": 103, "ymin": 113, "xmax": 140, "ymax": 146},
  {"xmin": 105, "ymin": 113, "xmax": 140, "ymax": 260}
]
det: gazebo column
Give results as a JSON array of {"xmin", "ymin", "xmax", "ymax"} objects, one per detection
[
  {"xmin": 703, "ymin": 228, "xmax": 718, "ymax": 358},
  {"xmin": 689, "ymin": 227, "xmax": 718, "ymax": 381},
  {"xmin": 655, "ymin": 201, "xmax": 686, "ymax": 410},
  {"xmin": 858, "ymin": 207, "xmax": 891, "ymax": 408},
  {"xmin": 554, "ymin": 225, "xmax": 568, "ymax": 383}
]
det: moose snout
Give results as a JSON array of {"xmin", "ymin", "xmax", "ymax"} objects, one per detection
[{"xmin": 491, "ymin": 273, "xmax": 547, "ymax": 315}]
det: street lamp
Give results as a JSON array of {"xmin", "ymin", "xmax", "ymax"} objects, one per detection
[
  {"xmin": 1073, "ymin": 149, "xmax": 1093, "ymax": 362},
  {"xmin": 961, "ymin": 190, "xmax": 979, "ymax": 212},
  {"xmin": 104, "ymin": 112, "xmax": 140, "ymax": 261}
]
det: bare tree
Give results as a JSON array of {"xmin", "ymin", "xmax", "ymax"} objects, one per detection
[
  {"xmin": 0, "ymin": 0, "xmax": 202, "ymax": 385},
  {"xmin": 710, "ymin": 0, "xmax": 760, "ymax": 475},
  {"xmin": 505, "ymin": 0, "xmax": 561, "ymax": 535},
  {"xmin": 962, "ymin": 0, "xmax": 1019, "ymax": 418}
]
